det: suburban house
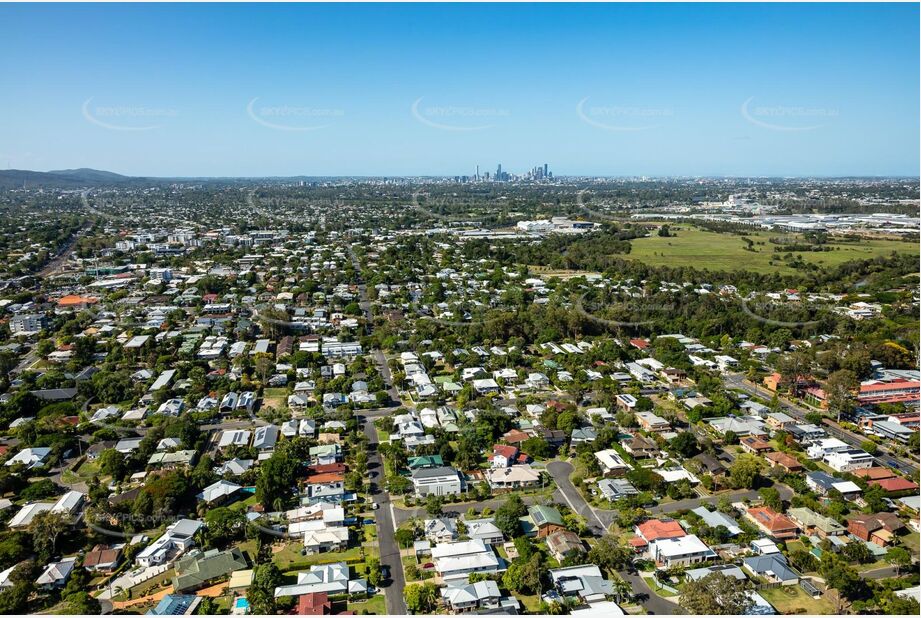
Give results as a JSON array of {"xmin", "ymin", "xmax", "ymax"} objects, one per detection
[
  {"xmin": 36, "ymin": 557, "xmax": 77, "ymax": 589},
  {"xmin": 546, "ymin": 530, "xmax": 586, "ymax": 562},
  {"xmin": 411, "ymin": 466, "xmax": 464, "ymax": 497},
  {"xmin": 172, "ymin": 548, "xmax": 248, "ymax": 593},
  {"xmin": 740, "ymin": 436, "xmax": 772, "ymax": 455},
  {"xmin": 594, "ymin": 449, "xmax": 630, "ymax": 477},
  {"xmin": 622, "ymin": 435, "xmax": 659, "ymax": 458},
  {"xmin": 847, "ymin": 513, "xmax": 906, "ymax": 547},
  {"xmin": 649, "ymin": 535, "xmax": 717, "ymax": 567},
  {"xmin": 424, "ymin": 518, "xmax": 459, "ymax": 544},
  {"xmin": 465, "ymin": 518, "xmax": 505, "ymax": 545},
  {"xmin": 548, "ymin": 564, "xmax": 614, "ymax": 604},
  {"xmin": 787, "ymin": 507, "xmax": 845, "ymax": 539},
  {"xmin": 441, "ymin": 580, "xmax": 503, "ymax": 613},
  {"xmin": 137, "ymin": 519, "xmax": 204, "ymax": 567},
  {"xmin": 690, "ymin": 506, "xmax": 742, "ymax": 536},
  {"xmin": 83, "ymin": 545, "xmax": 122, "ymax": 572},
  {"xmin": 523, "ymin": 505, "xmax": 566, "ymax": 538},
  {"xmin": 742, "ymin": 554, "xmax": 799, "ymax": 586},
  {"xmin": 764, "ymin": 451, "xmax": 803, "ymax": 473},
  {"xmin": 598, "ymin": 478, "xmax": 639, "ymax": 502},
  {"xmin": 746, "ymin": 506, "xmax": 799, "ymax": 540},
  {"xmin": 486, "ymin": 464, "xmax": 541, "ymax": 489},
  {"xmin": 273, "ymin": 562, "xmax": 367, "ymax": 598},
  {"xmin": 636, "ymin": 411, "xmax": 670, "ymax": 432},
  {"xmin": 432, "ymin": 539, "xmax": 502, "ymax": 582}
]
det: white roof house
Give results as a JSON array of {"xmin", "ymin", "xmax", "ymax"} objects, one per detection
[
  {"xmin": 432, "ymin": 539, "xmax": 501, "ymax": 581},
  {"xmin": 218, "ymin": 429, "xmax": 252, "ymax": 449},
  {"xmin": 199, "ymin": 480, "xmax": 242, "ymax": 504},
  {"xmin": 273, "ymin": 562, "xmax": 367, "ymax": 598},
  {"xmin": 594, "ymin": 449, "xmax": 630, "ymax": 475},
  {"xmin": 5, "ymin": 447, "xmax": 52, "ymax": 469},
  {"xmin": 35, "ymin": 557, "xmax": 77, "ymax": 587},
  {"xmin": 648, "ymin": 535, "xmax": 717, "ymax": 567}
]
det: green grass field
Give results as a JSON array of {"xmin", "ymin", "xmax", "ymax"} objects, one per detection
[
  {"xmin": 760, "ymin": 585, "xmax": 836, "ymax": 614},
  {"xmin": 625, "ymin": 227, "xmax": 918, "ymax": 274}
]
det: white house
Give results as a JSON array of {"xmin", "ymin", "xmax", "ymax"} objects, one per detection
[
  {"xmin": 648, "ymin": 535, "xmax": 716, "ymax": 567},
  {"xmin": 411, "ymin": 466, "xmax": 464, "ymax": 497},
  {"xmin": 432, "ymin": 539, "xmax": 502, "ymax": 582}
]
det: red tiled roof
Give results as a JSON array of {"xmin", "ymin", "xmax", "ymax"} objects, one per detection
[
  {"xmin": 637, "ymin": 519, "xmax": 686, "ymax": 542},
  {"xmin": 747, "ymin": 506, "xmax": 798, "ymax": 532},
  {"xmin": 296, "ymin": 592, "xmax": 331, "ymax": 615},
  {"xmin": 852, "ymin": 467, "xmax": 896, "ymax": 481},
  {"xmin": 502, "ymin": 429, "xmax": 530, "ymax": 444},
  {"xmin": 492, "ymin": 444, "xmax": 518, "ymax": 460},
  {"xmin": 870, "ymin": 477, "xmax": 920, "ymax": 493}
]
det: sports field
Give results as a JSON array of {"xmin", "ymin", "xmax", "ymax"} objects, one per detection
[{"xmin": 625, "ymin": 226, "xmax": 919, "ymax": 274}]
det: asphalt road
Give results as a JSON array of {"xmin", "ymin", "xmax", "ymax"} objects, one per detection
[
  {"xmin": 350, "ymin": 245, "xmax": 407, "ymax": 614},
  {"xmin": 545, "ymin": 460, "xmax": 682, "ymax": 614},
  {"xmin": 362, "ymin": 413, "xmax": 407, "ymax": 615},
  {"xmin": 723, "ymin": 373, "xmax": 919, "ymax": 476}
]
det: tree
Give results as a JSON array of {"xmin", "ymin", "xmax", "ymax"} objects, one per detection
[
  {"xmin": 860, "ymin": 440, "xmax": 878, "ymax": 455},
  {"xmin": 679, "ymin": 572, "xmax": 754, "ymax": 615},
  {"xmin": 670, "ymin": 431, "xmax": 699, "ymax": 458},
  {"xmin": 249, "ymin": 563, "xmax": 282, "ymax": 614},
  {"xmin": 587, "ymin": 535, "xmax": 632, "ymax": 573},
  {"xmin": 256, "ymin": 450, "xmax": 298, "ymax": 510},
  {"xmin": 404, "ymin": 582, "xmax": 438, "ymax": 614},
  {"xmin": 254, "ymin": 352, "xmax": 275, "ymax": 384},
  {"xmin": 776, "ymin": 351, "xmax": 811, "ymax": 397},
  {"xmin": 204, "ymin": 507, "xmax": 245, "ymax": 547},
  {"xmin": 862, "ymin": 483, "xmax": 887, "ymax": 513},
  {"xmin": 494, "ymin": 494, "xmax": 526, "ymax": 538},
  {"xmin": 885, "ymin": 546, "xmax": 911, "ymax": 576},
  {"xmin": 62, "ymin": 591, "xmax": 101, "ymax": 614},
  {"xmin": 366, "ymin": 557, "xmax": 383, "ymax": 588},
  {"xmin": 820, "ymin": 553, "xmax": 867, "ymax": 601},
  {"xmin": 759, "ymin": 487, "xmax": 783, "ymax": 512},
  {"xmin": 424, "ymin": 494, "xmax": 443, "ymax": 516},
  {"xmin": 788, "ymin": 548, "xmax": 818, "ymax": 573},
  {"xmin": 98, "ymin": 448, "xmax": 127, "ymax": 481},
  {"xmin": 28, "ymin": 511, "xmax": 69, "ymax": 561},
  {"xmin": 825, "ymin": 369, "xmax": 858, "ymax": 422},
  {"xmin": 395, "ymin": 527, "xmax": 417, "ymax": 549},
  {"xmin": 729, "ymin": 454, "xmax": 761, "ymax": 489},
  {"xmin": 842, "ymin": 541, "xmax": 872, "ymax": 564},
  {"xmin": 503, "ymin": 553, "xmax": 542, "ymax": 594}
]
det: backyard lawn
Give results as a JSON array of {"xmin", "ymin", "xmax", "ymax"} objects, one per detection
[
  {"xmin": 760, "ymin": 585, "xmax": 836, "ymax": 614},
  {"xmin": 900, "ymin": 531, "xmax": 920, "ymax": 555},
  {"xmin": 348, "ymin": 594, "xmax": 387, "ymax": 615}
]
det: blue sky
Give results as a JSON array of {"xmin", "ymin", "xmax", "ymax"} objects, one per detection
[{"xmin": 0, "ymin": 3, "xmax": 918, "ymax": 177}]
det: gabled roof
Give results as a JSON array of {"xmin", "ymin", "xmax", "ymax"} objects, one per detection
[
  {"xmin": 173, "ymin": 548, "xmax": 248, "ymax": 592},
  {"xmin": 743, "ymin": 553, "xmax": 798, "ymax": 582},
  {"xmin": 528, "ymin": 504, "xmax": 564, "ymax": 528}
]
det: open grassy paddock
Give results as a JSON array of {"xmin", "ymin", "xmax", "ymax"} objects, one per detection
[{"xmin": 625, "ymin": 226, "xmax": 918, "ymax": 274}]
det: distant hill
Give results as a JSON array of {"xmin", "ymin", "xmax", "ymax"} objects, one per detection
[
  {"xmin": 47, "ymin": 168, "xmax": 130, "ymax": 182},
  {"xmin": 0, "ymin": 168, "xmax": 138, "ymax": 189}
]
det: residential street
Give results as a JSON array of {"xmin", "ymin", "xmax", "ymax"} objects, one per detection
[
  {"xmin": 361, "ymin": 413, "xmax": 408, "ymax": 614},
  {"xmin": 723, "ymin": 373, "xmax": 919, "ymax": 475},
  {"xmin": 350, "ymin": 245, "xmax": 408, "ymax": 614},
  {"xmin": 545, "ymin": 460, "xmax": 682, "ymax": 614}
]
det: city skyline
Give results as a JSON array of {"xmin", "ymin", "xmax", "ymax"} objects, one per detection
[{"xmin": 1, "ymin": 3, "xmax": 918, "ymax": 177}]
